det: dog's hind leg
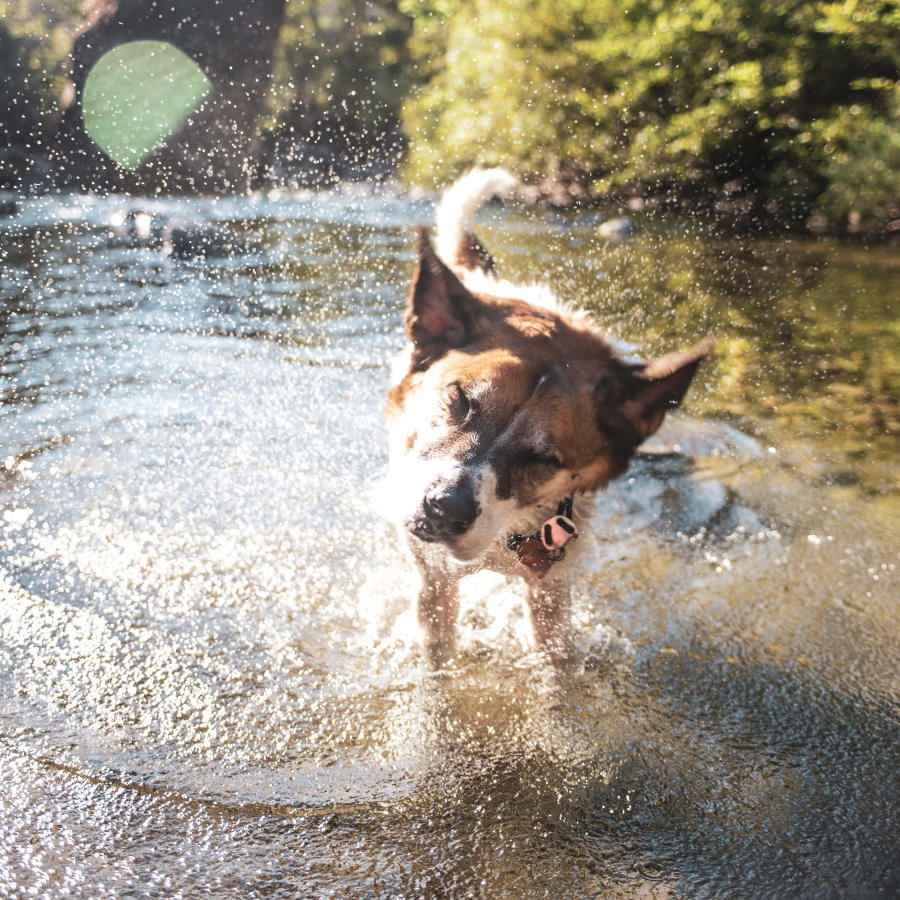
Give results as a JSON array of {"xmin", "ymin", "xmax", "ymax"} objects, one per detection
[{"xmin": 526, "ymin": 581, "xmax": 572, "ymax": 661}]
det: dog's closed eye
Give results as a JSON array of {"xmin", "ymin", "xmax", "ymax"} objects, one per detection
[
  {"xmin": 516, "ymin": 449, "xmax": 563, "ymax": 469},
  {"xmin": 443, "ymin": 382, "xmax": 478, "ymax": 426}
]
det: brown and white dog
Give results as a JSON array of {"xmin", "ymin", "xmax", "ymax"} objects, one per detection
[{"xmin": 387, "ymin": 169, "xmax": 711, "ymax": 664}]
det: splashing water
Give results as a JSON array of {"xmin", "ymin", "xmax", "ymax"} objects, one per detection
[{"xmin": 1, "ymin": 187, "xmax": 898, "ymax": 897}]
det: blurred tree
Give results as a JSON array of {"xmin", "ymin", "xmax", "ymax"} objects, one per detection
[
  {"xmin": 0, "ymin": 0, "xmax": 83, "ymax": 189},
  {"xmin": 1, "ymin": 0, "xmax": 898, "ymax": 233},
  {"xmin": 0, "ymin": 0, "xmax": 83, "ymax": 131},
  {"xmin": 53, "ymin": 0, "xmax": 287, "ymax": 193},
  {"xmin": 262, "ymin": 0, "xmax": 413, "ymax": 182},
  {"xmin": 400, "ymin": 0, "xmax": 900, "ymax": 232}
]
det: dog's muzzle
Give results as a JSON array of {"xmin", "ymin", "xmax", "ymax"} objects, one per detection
[{"xmin": 408, "ymin": 478, "xmax": 481, "ymax": 544}]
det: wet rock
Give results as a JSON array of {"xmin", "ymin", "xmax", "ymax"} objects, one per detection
[
  {"xmin": 169, "ymin": 225, "xmax": 253, "ymax": 260},
  {"xmin": 519, "ymin": 174, "xmax": 588, "ymax": 209},
  {"xmin": 546, "ymin": 180, "xmax": 578, "ymax": 209},
  {"xmin": 622, "ymin": 451, "xmax": 765, "ymax": 538},
  {"xmin": 105, "ymin": 209, "xmax": 166, "ymax": 249},
  {"xmin": 0, "ymin": 198, "xmax": 17, "ymax": 217},
  {"xmin": 644, "ymin": 419, "xmax": 763, "ymax": 460},
  {"xmin": 598, "ymin": 216, "xmax": 640, "ymax": 239}
]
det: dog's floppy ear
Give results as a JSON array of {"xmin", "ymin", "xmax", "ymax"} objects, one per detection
[
  {"xmin": 406, "ymin": 227, "xmax": 481, "ymax": 352},
  {"xmin": 597, "ymin": 338, "xmax": 713, "ymax": 443}
]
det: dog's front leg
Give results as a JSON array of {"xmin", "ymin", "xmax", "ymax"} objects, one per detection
[
  {"xmin": 411, "ymin": 549, "xmax": 460, "ymax": 666},
  {"xmin": 417, "ymin": 576, "xmax": 459, "ymax": 666},
  {"xmin": 526, "ymin": 580, "xmax": 572, "ymax": 661}
]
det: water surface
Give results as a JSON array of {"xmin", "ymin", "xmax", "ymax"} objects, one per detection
[{"xmin": 1, "ymin": 187, "xmax": 898, "ymax": 897}]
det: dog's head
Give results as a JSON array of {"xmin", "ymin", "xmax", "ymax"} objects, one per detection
[{"xmin": 387, "ymin": 229, "xmax": 711, "ymax": 562}]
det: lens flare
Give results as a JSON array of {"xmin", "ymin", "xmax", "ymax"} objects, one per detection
[{"xmin": 82, "ymin": 40, "xmax": 211, "ymax": 170}]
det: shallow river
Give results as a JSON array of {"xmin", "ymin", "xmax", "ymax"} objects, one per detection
[{"xmin": 1, "ymin": 187, "xmax": 898, "ymax": 898}]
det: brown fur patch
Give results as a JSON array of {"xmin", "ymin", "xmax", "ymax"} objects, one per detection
[
  {"xmin": 389, "ymin": 283, "xmax": 636, "ymax": 505},
  {"xmin": 454, "ymin": 232, "xmax": 497, "ymax": 274}
]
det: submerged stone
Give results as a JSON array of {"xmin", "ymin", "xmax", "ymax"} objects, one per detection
[{"xmin": 598, "ymin": 216, "xmax": 640, "ymax": 239}]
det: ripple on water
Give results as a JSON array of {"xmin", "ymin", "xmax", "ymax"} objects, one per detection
[{"xmin": 1, "ymin": 190, "xmax": 898, "ymax": 897}]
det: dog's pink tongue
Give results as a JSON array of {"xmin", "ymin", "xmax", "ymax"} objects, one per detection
[{"xmin": 540, "ymin": 515, "xmax": 578, "ymax": 551}]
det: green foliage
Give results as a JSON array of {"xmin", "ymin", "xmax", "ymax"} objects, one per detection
[
  {"xmin": 3, "ymin": 0, "xmax": 898, "ymax": 231},
  {"xmin": 812, "ymin": 86, "xmax": 900, "ymax": 231},
  {"xmin": 266, "ymin": 0, "xmax": 413, "ymax": 148},
  {"xmin": 0, "ymin": 0, "xmax": 84, "ymax": 134},
  {"xmin": 400, "ymin": 0, "xmax": 900, "ymax": 231}
]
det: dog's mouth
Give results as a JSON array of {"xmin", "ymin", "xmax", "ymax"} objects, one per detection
[
  {"xmin": 412, "ymin": 534, "xmax": 484, "ymax": 563},
  {"xmin": 405, "ymin": 506, "xmax": 486, "ymax": 561},
  {"xmin": 406, "ymin": 512, "xmax": 481, "ymax": 552},
  {"xmin": 408, "ymin": 516, "xmax": 467, "ymax": 542}
]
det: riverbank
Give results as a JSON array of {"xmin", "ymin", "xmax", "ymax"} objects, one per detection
[
  {"xmin": 3, "ymin": 1, "xmax": 898, "ymax": 239},
  {"xmin": 2, "ymin": 146, "xmax": 898, "ymax": 243}
]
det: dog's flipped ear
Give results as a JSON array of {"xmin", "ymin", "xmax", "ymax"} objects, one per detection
[
  {"xmin": 406, "ymin": 227, "xmax": 481, "ymax": 354},
  {"xmin": 597, "ymin": 338, "xmax": 714, "ymax": 443}
]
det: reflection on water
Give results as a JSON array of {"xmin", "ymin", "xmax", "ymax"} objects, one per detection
[{"xmin": 1, "ymin": 187, "xmax": 898, "ymax": 897}]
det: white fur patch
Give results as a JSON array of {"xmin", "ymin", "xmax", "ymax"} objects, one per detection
[
  {"xmin": 450, "ymin": 466, "xmax": 519, "ymax": 562},
  {"xmin": 434, "ymin": 166, "xmax": 518, "ymax": 266},
  {"xmin": 457, "ymin": 268, "xmax": 566, "ymax": 313},
  {"xmin": 432, "ymin": 166, "xmax": 594, "ymax": 324},
  {"xmin": 390, "ymin": 344, "xmax": 413, "ymax": 388}
]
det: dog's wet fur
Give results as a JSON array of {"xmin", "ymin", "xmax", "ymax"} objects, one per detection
[{"xmin": 387, "ymin": 168, "xmax": 711, "ymax": 664}]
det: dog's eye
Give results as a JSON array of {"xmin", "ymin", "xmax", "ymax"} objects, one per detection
[
  {"xmin": 516, "ymin": 449, "xmax": 563, "ymax": 469},
  {"xmin": 446, "ymin": 383, "xmax": 477, "ymax": 424}
]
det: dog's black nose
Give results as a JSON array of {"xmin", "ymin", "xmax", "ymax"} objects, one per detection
[{"xmin": 423, "ymin": 482, "xmax": 480, "ymax": 536}]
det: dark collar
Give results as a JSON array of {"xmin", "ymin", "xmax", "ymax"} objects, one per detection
[{"xmin": 506, "ymin": 496, "xmax": 577, "ymax": 578}]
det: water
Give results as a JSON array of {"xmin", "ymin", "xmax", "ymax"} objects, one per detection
[{"xmin": 1, "ymin": 187, "xmax": 898, "ymax": 898}]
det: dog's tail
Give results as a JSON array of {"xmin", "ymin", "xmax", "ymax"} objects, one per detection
[{"xmin": 435, "ymin": 167, "xmax": 518, "ymax": 275}]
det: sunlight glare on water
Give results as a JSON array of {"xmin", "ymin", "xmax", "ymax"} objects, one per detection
[{"xmin": 1, "ymin": 187, "xmax": 898, "ymax": 897}]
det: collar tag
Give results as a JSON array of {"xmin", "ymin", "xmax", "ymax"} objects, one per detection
[
  {"xmin": 540, "ymin": 514, "xmax": 578, "ymax": 551},
  {"xmin": 507, "ymin": 499, "xmax": 579, "ymax": 579}
]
